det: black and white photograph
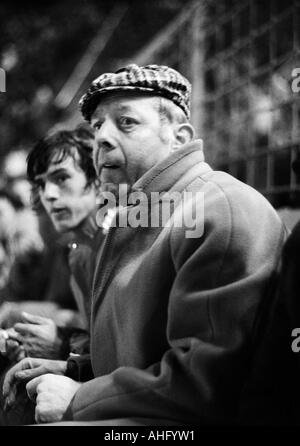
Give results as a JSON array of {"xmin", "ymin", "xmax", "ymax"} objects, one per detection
[{"xmin": 0, "ymin": 0, "xmax": 299, "ymax": 431}]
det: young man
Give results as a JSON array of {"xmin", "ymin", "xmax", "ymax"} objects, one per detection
[
  {"xmin": 4, "ymin": 65, "xmax": 286, "ymax": 425},
  {"xmin": 22, "ymin": 125, "xmax": 101, "ymax": 358},
  {"xmin": 1, "ymin": 125, "xmax": 102, "ymax": 424}
]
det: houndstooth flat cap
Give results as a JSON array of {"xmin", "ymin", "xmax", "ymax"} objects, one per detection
[{"xmin": 79, "ymin": 64, "xmax": 191, "ymax": 121}]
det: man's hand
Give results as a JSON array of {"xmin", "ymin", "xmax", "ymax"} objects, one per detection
[
  {"xmin": 4, "ymin": 328, "xmax": 26, "ymax": 363},
  {"xmin": 26, "ymin": 374, "xmax": 81, "ymax": 423},
  {"xmin": 2, "ymin": 357, "xmax": 67, "ymax": 409},
  {"xmin": 12, "ymin": 312, "xmax": 65, "ymax": 359},
  {"xmin": 0, "ymin": 302, "xmax": 20, "ymax": 328}
]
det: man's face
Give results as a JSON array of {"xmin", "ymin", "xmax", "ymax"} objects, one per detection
[
  {"xmin": 35, "ymin": 154, "xmax": 97, "ymax": 233},
  {"xmin": 91, "ymin": 94, "xmax": 177, "ymax": 197}
]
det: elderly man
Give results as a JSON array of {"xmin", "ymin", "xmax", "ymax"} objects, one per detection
[{"xmin": 3, "ymin": 64, "xmax": 285, "ymax": 426}]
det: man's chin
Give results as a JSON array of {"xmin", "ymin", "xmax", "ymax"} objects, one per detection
[{"xmin": 53, "ymin": 222, "xmax": 72, "ymax": 233}]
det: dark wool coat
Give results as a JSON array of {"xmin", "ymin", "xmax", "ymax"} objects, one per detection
[{"xmin": 64, "ymin": 140, "xmax": 285, "ymax": 425}]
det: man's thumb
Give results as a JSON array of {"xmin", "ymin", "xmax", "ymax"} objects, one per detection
[{"xmin": 26, "ymin": 375, "xmax": 42, "ymax": 401}]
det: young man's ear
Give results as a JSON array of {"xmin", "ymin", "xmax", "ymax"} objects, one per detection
[{"xmin": 173, "ymin": 123, "xmax": 195, "ymax": 149}]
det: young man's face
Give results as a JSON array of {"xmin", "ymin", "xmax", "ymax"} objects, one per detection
[
  {"xmin": 35, "ymin": 154, "xmax": 97, "ymax": 233},
  {"xmin": 91, "ymin": 93, "xmax": 177, "ymax": 197}
]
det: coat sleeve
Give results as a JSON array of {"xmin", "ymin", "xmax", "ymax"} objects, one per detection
[{"xmin": 64, "ymin": 180, "xmax": 286, "ymax": 424}]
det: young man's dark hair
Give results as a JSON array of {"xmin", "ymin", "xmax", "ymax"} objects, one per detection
[{"xmin": 27, "ymin": 125, "xmax": 97, "ymax": 210}]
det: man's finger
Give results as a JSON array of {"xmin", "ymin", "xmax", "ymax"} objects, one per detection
[
  {"xmin": 4, "ymin": 385, "xmax": 17, "ymax": 410},
  {"xmin": 6, "ymin": 342, "xmax": 24, "ymax": 364},
  {"xmin": 6, "ymin": 327, "xmax": 19, "ymax": 338},
  {"xmin": 26, "ymin": 376, "xmax": 43, "ymax": 401},
  {"xmin": 2, "ymin": 363, "xmax": 20, "ymax": 398},
  {"xmin": 15, "ymin": 347, "xmax": 26, "ymax": 363},
  {"xmin": 15, "ymin": 366, "xmax": 44, "ymax": 382},
  {"xmin": 13, "ymin": 323, "xmax": 38, "ymax": 336},
  {"xmin": 5, "ymin": 330, "xmax": 22, "ymax": 343},
  {"xmin": 21, "ymin": 312, "xmax": 50, "ymax": 325},
  {"xmin": 2, "ymin": 358, "xmax": 33, "ymax": 397},
  {"xmin": 5, "ymin": 339, "xmax": 20, "ymax": 352}
]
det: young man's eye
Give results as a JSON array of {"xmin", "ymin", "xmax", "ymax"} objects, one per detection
[
  {"xmin": 93, "ymin": 121, "xmax": 103, "ymax": 131},
  {"xmin": 55, "ymin": 175, "xmax": 69, "ymax": 184}
]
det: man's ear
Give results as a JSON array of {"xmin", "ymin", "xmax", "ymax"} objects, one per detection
[{"xmin": 173, "ymin": 123, "xmax": 195, "ymax": 149}]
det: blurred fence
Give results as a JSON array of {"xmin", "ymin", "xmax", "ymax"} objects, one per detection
[{"xmin": 129, "ymin": 0, "xmax": 300, "ymax": 209}]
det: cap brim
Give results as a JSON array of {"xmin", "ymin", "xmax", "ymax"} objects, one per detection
[{"xmin": 81, "ymin": 85, "xmax": 160, "ymax": 121}]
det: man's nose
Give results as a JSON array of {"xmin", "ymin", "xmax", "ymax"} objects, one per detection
[
  {"xmin": 43, "ymin": 182, "xmax": 59, "ymax": 201},
  {"xmin": 94, "ymin": 120, "xmax": 116, "ymax": 152}
]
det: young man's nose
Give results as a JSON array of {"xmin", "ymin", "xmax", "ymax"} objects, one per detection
[{"xmin": 43, "ymin": 182, "xmax": 60, "ymax": 201}]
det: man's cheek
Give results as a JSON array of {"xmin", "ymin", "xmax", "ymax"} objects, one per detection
[{"xmin": 158, "ymin": 125, "xmax": 174, "ymax": 145}]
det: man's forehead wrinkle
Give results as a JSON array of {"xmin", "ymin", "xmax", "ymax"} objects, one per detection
[
  {"xmin": 115, "ymin": 103, "xmax": 134, "ymax": 113},
  {"xmin": 94, "ymin": 94, "xmax": 157, "ymax": 116},
  {"xmin": 96, "ymin": 102, "xmax": 133, "ymax": 116}
]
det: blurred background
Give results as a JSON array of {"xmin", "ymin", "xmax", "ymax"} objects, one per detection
[{"xmin": 0, "ymin": 0, "xmax": 300, "ymax": 228}]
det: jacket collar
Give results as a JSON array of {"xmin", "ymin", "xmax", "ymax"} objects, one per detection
[{"xmin": 131, "ymin": 139, "xmax": 208, "ymax": 195}]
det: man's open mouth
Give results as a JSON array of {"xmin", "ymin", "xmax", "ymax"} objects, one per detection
[
  {"xmin": 103, "ymin": 164, "xmax": 119, "ymax": 169},
  {"xmin": 51, "ymin": 208, "xmax": 68, "ymax": 216}
]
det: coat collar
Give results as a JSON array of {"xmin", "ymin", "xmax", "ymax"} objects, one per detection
[{"xmin": 131, "ymin": 139, "xmax": 207, "ymax": 195}]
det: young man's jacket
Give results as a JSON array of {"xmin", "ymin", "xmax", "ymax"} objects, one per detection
[
  {"xmin": 64, "ymin": 228, "xmax": 103, "ymax": 358},
  {"xmin": 64, "ymin": 139, "xmax": 285, "ymax": 425}
]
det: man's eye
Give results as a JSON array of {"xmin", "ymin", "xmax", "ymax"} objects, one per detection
[
  {"xmin": 119, "ymin": 117, "xmax": 136, "ymax": 128},
  {"xmin": 55, "ymin": 175, "xmax": 69, "ymax": 184},
  {"xmin": 93, "ymin": 122, "xmax": 103, "ymax": 131}
]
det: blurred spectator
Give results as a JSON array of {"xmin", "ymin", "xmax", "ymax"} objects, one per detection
[
  {"xmin": 0, "ymin": 187, "xmax": 44, "ymax": 299},
  {"xmin": 0, "ymin": 190, "xmax": 22, "ymax": 290},
  {"xmin": 2, "ymin": 150, "xmax": 32, "ymax": 207}
]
